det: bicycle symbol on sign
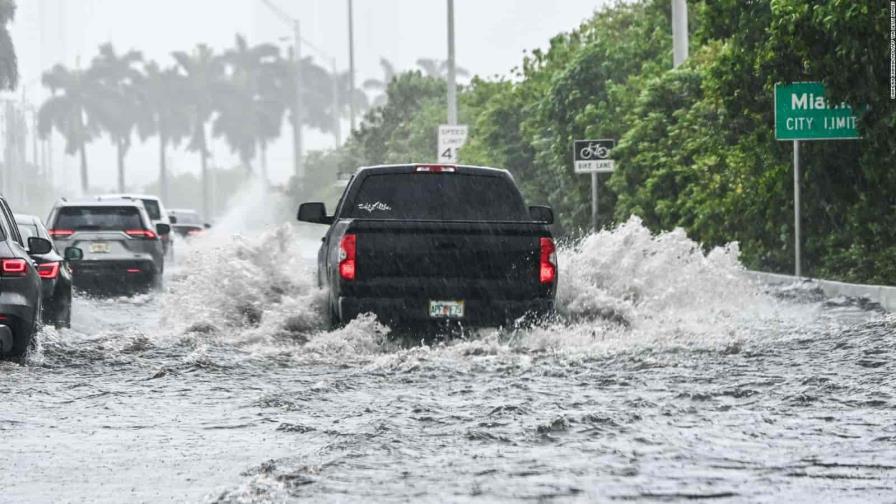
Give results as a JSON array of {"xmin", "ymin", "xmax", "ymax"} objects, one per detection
[{"xmin": 579, "ymin": 142, "xmax": 611, "ymax": 160}]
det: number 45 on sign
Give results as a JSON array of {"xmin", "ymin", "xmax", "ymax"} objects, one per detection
[{"xmin": 438, "ymin": 125, "xmax": 469, "ymax": 163}]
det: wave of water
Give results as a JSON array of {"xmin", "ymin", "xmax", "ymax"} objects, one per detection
[
  {"xmin": 146, "ymin": 214, "xmax": 823, "ymax": 368},
  {"xmin": 24, "ymin": 177, "xmax": 826, "ymax": 369}
]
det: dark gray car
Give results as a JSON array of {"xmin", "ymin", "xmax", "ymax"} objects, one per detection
[
  {"xmin": 16, "ymin": 214, "xmax": 76, "ymax": 328},
  {"xmin": 0, "ymin": 196, "xmax": 55, "ymax": 359},
  {"xmin": 46, "ymin": 199, "xmax": 170, "ymax": 292}
]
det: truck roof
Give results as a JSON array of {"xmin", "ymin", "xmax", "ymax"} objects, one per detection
[{"xmin": 356, "ymin": 164, "xmax": 511, "ymax": 178}]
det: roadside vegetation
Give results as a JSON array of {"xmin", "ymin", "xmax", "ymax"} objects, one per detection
[{"xmin": 327, "ymin": 0, "xmax": 894, "ymax": 285}]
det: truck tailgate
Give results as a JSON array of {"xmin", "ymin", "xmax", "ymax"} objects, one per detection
[{"xmin": 344, "ymin": 220, "xmax": 550, "ymax": 299}]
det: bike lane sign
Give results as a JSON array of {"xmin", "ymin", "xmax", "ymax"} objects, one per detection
[{"xmin": 573, "ymin": 139, "xmax": 615, "ymax": 173}]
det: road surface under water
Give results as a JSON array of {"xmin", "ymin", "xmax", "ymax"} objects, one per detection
[{"xmin": 1, "ymin": 217, "xmax": 894, "ymax": 503}]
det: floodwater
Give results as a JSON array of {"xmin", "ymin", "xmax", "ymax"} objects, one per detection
[{"xmin": 2, "ymin": 210, "xmax": 894, "ymax": 503}]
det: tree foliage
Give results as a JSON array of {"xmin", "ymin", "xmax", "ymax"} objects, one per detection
[
  {"xmin": 39, "ymin": 36, "xmax": 346, "ymax": 195},
  {"xmin": 330, "ymin": 0, "xmax": 894, "ymax": 284}
]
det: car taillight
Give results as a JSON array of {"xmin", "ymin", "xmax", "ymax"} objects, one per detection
[
  {"xmin": 37, "ymin": 262, "xmax": 61, "ymax": 279},
  {"xmin": 339, "ymin": 234, "xmax": 356, "ymax": 281},
  {"xmin": 125, "ymin": 229, "xmax": 158, "ymax": 240},
  {"xmin": 1, "ymin": 258, "xmax": 28, "ymax": 277},
  {"xmin": 49, "ymin": 229, "xmax": 74, "ymax": 238},
  {"xmin": 539, "ymin": 237, "xmax": 557, "ymax": 284}
]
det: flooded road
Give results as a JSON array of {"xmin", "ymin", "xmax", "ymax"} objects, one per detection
[{"xmin": 2, "ymin": 219, "xmax": 894, "ymax": 503}]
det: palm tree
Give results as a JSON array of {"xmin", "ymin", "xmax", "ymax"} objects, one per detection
[
  {"xmin": 273, "ymin": 52, "xmax": 337, "ymax": 144},
  {"xmin": 0, "ymin": 0, "xmax": 18, "ymax": 90},
  {"xmin": 38, "ymin": 65, "xmax": 101, "ymax": 192},
  {"xmin": 137, "ymin": 62, "xmax": 189, "ymax": 203},
  {"xmin": 172, "ymin": 44, "xmax": 223, "ymax": 220},
  {"xmin": 362, "ymin": 58, "xmax": 397, "ymax": 107},
  {"xmin": 89, "ymin": 43, "xmax": 144, "ymax": 192},
  {"xmin": 213, "ymin": 35, "xmax": 284, "ymax": 179},
  {"xmin": 415, "ymin": 58, "xmax": 470, "ymax": 80}
]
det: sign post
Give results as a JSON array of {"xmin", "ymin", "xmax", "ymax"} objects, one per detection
[
  {"xmin": 774, "ymin": 82, "xmax": 860, "ymax": 277},
  {"xmin": 793, "ymin": 140, "xmax": 801, "ymax": 277},
  {"xmin": 573, "ymin": 139, "xmax": 616, "ymax": 231},
  {"xmin": 437, "ymin": 125, "xmax": 468, "ymax": 163}
]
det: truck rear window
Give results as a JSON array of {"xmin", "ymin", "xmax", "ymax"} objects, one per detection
[
  {"xmin": 348, "ymin": 174, "xmax": 528, "ymax": 221},
  {"xmin": 55, "ymin": 207, "xmax": 144, "ymax": 230}
]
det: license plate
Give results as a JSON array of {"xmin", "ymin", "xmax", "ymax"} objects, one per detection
[
  {"xmin": 429, "ymin": 300, "xmax": 465, "ymax": 319},
  {"xmin": 89, "ymin": 242, "xmax": 110, "ymax": 253}
]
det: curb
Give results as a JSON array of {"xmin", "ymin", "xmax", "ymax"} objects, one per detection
[{"xmin": 748, "ymin": 271, "xmax": 896, "ymax": 313}]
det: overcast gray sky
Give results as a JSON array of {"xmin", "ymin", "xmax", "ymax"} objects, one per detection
[{"xmin": 10, "ymin": 0, "xmax": 607, "ymax": 191}]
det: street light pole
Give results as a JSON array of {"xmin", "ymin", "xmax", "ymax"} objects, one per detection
[
  {"xmin": 259, "ymin": 0, "xmax": 304, "ymax": 189},
  {"xmin": 348, "ymin": 0, "xmax": 356, "ymax": 131},
  {"xmin": 672, "ymin": 0, "xmax": 688, "ymax": 68},
  {"xmin": 331, "ymin": 58, "xmax": 342, "ymax": 146},
  {"xmin": 446, "ymin": 0, "xmax": 457, "ymax": 125}
]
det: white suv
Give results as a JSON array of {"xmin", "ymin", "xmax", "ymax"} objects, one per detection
[{"xmin": 97, "ymin": 194, "xmax": 175, "ymax": 260}]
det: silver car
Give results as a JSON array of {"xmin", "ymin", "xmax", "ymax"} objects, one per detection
[
  {"xmin": 96, "ymin": 194, "xmax": 175, "ymax": 260},
  {"xmin": 46, "ymin": 199, "xmax": 169, "ymax": 291}
]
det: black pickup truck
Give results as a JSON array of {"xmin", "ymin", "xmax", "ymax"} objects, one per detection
[{"xmin": 298, "ymin": 164, "xmax": 557, "ymax": 328}]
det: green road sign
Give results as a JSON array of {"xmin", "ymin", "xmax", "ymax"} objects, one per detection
[{"xmin": 774, "ymin": 82, "xmax": 860, "ymax": 141}]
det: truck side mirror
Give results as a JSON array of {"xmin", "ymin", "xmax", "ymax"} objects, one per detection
[
  {"xmin": 528, "ymin": 206, "xmax": 554, "ymax": 224},
  {"xmin": 168, "ymin": 215, "xmax": 178, "ymax": 224},
  {"xmin": 298, "ymin": 202, "xmax": 334, "ymax": 225},
  {"xmin": 27, "ymin": 237, "xmax": 53, "ymax": 255},
  {"xmin": 156, "ymin": 223, "xmax": 172, "ymax": 236}
]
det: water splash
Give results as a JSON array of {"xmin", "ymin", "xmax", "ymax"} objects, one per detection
[{"xmin": 29, "ymin": 212, "xmax": 814, "ymax": 368}]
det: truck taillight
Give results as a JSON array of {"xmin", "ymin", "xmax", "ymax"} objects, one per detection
[
  {"xmin": 37, "ymin": 262, "xmax": 61, "ymax": 279},
  {"xmin": 339, "ymin": 234, "xmax": 356, "ymax": 281},
  {"xmin": 539, "ymin": 237, "xmax": 557, "ymax": 284},
  {"xmin": 1, "ymin": 258, "xmax": 28, "ymax": 277}
]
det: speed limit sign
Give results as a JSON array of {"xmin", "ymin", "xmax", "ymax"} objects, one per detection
[{"xmin": 437, "ymin": 125, "xmax": 468, "ymax": 163}]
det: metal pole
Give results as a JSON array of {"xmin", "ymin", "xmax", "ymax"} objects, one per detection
[
  {"xmin": 47, "ymin": 137, "xmax": 53, "ymax": 189},
  {"xmin": 347, "ymin": 0, "xmax": 356, "ymax": 131},
  {"xmin": 793, "ymin": 140, "xmax": 801, "ymax": 277},
  {"xmin": 31, "ymin": 110, "xmax": 39, "ymax": 176},
  {"xmin": 332, "ymin": 58, "xmax": 342, "ymax": 146},
  {"xmin": 446, "ymin": 0, "xmax": 457, "ymax": 125},
  {"xmin": 672, "ymin": 0, "xmax": 688, "ymax": 68},
  {"xmin": 591, "ymin": 172, "xmax": 599, "ymax": 232},
  {"xmin": 293, "ymin": 19, "xmax": 305, "ymax": 189}
]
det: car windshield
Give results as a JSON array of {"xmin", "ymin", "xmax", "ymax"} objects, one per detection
[
  {"xmin": 347, "ymin": 173, "xmax": 528, "ymax": 221},
  {"xmin": 55, "ymin": 206, "xmax": 144, "ymax": 230},
  {"xmin": 17, "ymin": 223, "xmax": 39, "ymax": 240},
  {"xmin": 141, "ymin": 199, "xmax": 162, "ymax": 220}
]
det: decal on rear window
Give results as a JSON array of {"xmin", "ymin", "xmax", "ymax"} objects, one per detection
[{"xmin": 357, "ymin": 202, "xmax": 392, "ymax": 213}]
